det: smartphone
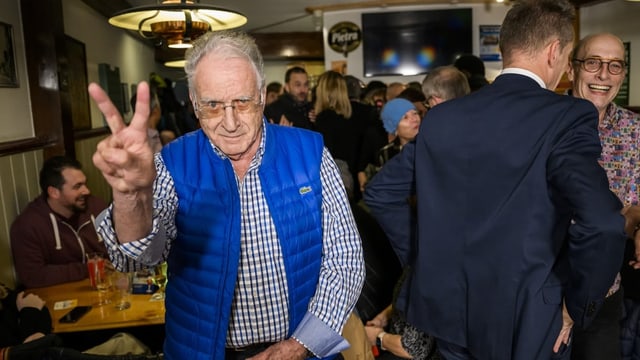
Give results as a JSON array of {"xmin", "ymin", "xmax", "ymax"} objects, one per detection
[{"xmin": 59, "ymin": 305, "xmax": 92, "ymax": 323}]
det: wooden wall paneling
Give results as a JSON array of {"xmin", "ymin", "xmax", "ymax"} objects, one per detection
[
  {"xmin": 75, "ymin": 136, "xmax": 112, "ymax": 203},
  {"xmin": 0, "ymin": 150, "xmax": 42, "ymax": 287}
]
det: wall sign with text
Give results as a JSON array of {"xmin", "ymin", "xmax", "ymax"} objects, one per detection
[
  {"xmin": 328, "ymin": 22, "xmax": 361, "ymax": 57},
  {"xmin": 479, "ymin": 25, "xmax": 501, "ymax": 62}
]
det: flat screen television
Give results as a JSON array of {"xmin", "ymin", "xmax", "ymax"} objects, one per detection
[{"xmin": 361, "ymin": 8, "xmax": 473, "ymax": 77}]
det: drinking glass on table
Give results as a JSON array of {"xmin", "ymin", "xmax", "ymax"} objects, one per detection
[
  {"xmin": 86, "ymin": 253, "xmax": 105, "ymax": 289},
  {"xmin": 151, "ymin": 262, "xmax": 168, "ymax": 301},
  {"xmin": 95, "ymin": 267, "xmax": 113, "ymax": 306},
  {"xmin": 113, "ymin": 271, "xmax": 133, "ymax": 310}
]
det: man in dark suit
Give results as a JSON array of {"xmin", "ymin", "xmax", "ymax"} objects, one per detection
[{"xmin": 364, "ymin": 1, "xmax": 628, "ymax": 359}]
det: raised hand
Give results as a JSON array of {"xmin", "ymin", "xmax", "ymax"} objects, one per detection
[
  {"xmin": 89, "ymin": 81, "xmax": 156, "ymax": 194},
  {"xmin": 89, "ymin": 81, "xmax": 156, "ymax": 243}
]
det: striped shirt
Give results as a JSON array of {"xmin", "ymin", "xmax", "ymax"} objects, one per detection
[{"xmin": 96, "ymin": 124, "xmax": 364, "ymax": 354}]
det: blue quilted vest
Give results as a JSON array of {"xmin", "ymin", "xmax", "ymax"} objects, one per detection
[{"xmin": 160, "ymin": 124, "xmax": 324, "ymax": 359}]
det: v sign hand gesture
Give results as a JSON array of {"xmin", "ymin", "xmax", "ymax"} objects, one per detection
[{"xmin": 89, "ymin": 81, "xmax": 156, "ymax": 243}]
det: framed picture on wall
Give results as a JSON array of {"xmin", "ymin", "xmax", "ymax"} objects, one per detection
[
  {"xmin": 63, "ymin": 35, "xmax": 91, "ymax": 130},
  {"xmin": 0, "ymin": 21, "xmax": 18, "ymax": 87}
]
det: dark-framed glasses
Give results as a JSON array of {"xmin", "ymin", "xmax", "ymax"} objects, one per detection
[
  {"xmin": 573, "ymin": 58, "xmax": 626, "ymax": 75},
  {"xmin": 194, "ymin": 96, "xmax": 262, "ymax": 119}
]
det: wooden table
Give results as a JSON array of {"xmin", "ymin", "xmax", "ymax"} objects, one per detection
[{"xmin": 28, "ymin": 278, "xmax": 165, "ymax": 333}]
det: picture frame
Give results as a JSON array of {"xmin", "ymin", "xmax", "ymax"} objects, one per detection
[
  {"xmin": 62, "ymin": 35, "xmax": 91, "ymax": 130},
  {"xmin": 0, "ymin": 21, "xmax": 18, "ymax": 87}
]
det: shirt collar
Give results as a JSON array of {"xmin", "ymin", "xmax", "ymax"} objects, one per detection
[{"xmin": 500, "ymin": 68, "xmax": 546, "ymax": 89}]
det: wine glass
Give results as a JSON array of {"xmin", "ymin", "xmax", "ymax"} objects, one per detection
[{"xmin": 152, "ymin": 262, "xmax": 168, "ymax": 300}]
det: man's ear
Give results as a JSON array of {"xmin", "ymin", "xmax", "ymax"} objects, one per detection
[
  {"xmin": 567, "ymin": 62, "xmax": 576, "ymax": 82},
  {"xmin": 546, "ymin": 39, "xmax": 562, "ymax": 67},
  {"xmin": 47, "ymin": 186, "xmax": 60, "ymax": 200}
]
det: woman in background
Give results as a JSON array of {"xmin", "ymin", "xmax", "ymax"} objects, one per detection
[{"xmin": 314, "ymin": 71, "xmax": 365, "ymax": 187}]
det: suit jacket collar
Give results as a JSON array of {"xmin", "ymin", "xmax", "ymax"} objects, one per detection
[{"xmin": 498, "ymin": 68, "xmax": 546, "ymax": 88}]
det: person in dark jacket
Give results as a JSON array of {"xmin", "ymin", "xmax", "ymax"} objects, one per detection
[
  {"xmin": 264, "ymin": 66, "xmax": 315, "ymax": 129},
  {"xmin": 11, "ymin": 156, "xmax": 108, "ymax": 288}
]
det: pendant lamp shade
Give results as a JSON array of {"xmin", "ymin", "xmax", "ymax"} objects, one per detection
[{"xmin": 109, "ymin": 0, "xmax": 247, "ymax": 48}]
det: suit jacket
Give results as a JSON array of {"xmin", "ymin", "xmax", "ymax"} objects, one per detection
[{"xmin": 365, "ymin": 74, "xmax": 627, "ymax": 360}]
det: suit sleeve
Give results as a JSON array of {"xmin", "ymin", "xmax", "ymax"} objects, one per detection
[
  {"xmin": 547, "ymin": 101, "xmax": 627, "ymax": 328},
  {"xmin": 363, "ymin": 141, "xmax": 416, "ymax": 266}
]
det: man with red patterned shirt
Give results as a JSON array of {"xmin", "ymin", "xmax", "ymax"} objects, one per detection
[{"xmin": 568, "ymin": 32, "xmax": 640, "ymax": 360}]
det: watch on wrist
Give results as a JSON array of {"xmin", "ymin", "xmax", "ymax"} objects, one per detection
[{"xmin": 376, "ymin": 331, "xmax": 387, "ymax": 351}]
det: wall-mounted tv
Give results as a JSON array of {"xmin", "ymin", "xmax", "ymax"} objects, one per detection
[{"xmin": 361, "ymin": 8, "xmax": 473, "ymax": 77}]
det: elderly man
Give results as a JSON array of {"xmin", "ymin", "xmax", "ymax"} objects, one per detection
[
  {"xmin": 366, "ymin": 1, "xmax": 627, "ymax": 359},
  {"xmin": 567, "ymin": 32, "xmax": 638, "ymax": 360},
  {"xmin": 88, "ymin": 30, "xmax": 364, "ymax": 360}
]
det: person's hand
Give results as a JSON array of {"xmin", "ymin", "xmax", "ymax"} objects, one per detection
[
  {"xmin": 358, "ymin": 171, "xmax": 368, "ymax": 193},
  {"xmin": 308, "ymin": 109, "xmax": 316, "ymax": 124},
  {"xmin": 552, "ymin": 301, "xmax": 573, "ymax": 353},
  {"xmin": 364, "ymin": 325, "xmax": 384, "ymax": 345},
  {"xmin": 23, "ymin": 332, "xmax": 46, "ymax": 343},
  {"xmin": 366, "ymin": 307, "xmax": 389, "ymax": 328},
  {"xmin": 89, "ymin": 81, "xmax": 156, "ymax": 195},
  {"xmin": 621, "ymin": 205, "xmax": 640, "ymax": 269},
  {"xmin": 279, "ymin": 114, "xmax": 293, "ymax": 127},
  {"xmin": 16, "ymin": 291, "xmax": 45, "ymax": 311},
  {"xmin": 248, "ymin": 338, "xmax": 308, "ymax": 360}
]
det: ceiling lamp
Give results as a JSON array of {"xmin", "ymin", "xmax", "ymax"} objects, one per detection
[
  {"xmin": 165, "ymin": 59, "xmax": 186, "ymax": 68},
  {"xmin": 109, "ymin": 0, "xmax": 248, "ymax": 49}
]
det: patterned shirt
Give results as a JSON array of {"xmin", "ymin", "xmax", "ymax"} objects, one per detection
[
  {"xmin": 598, "ymin": 103, "xmax": 640, "ymax": 295},
  {"xmin": 97, "ymin": 123, "xmax": 364, "ymax": 354},
  {"xmin": 599, "ymin": 103, "xmax": 640, "ymax": 205}
]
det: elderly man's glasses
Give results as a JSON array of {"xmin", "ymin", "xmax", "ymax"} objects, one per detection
[
  {"xmin": 572, "ymin": 58, "xmax": 626, "ymax": 75},
  {"xmin": 194, "ymin": 97, "xmax": 262, "ymax": 119}
]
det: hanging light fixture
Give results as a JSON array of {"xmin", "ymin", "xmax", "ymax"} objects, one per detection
[
  {"xmin": 164, "ymin": 59, "xmax": 186, "ymax": 68},
  {"xmin": 109, "ymin": 0, "xmax": 248, "ymax": 49}
]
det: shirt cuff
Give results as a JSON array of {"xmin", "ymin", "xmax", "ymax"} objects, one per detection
[
  {"xmin": 291, "ymin": 311, "xmax": 350, "ymax": 357},
  {"xmin": 96, "ymin": 207, "xmax": 167, "ymax": 267}
]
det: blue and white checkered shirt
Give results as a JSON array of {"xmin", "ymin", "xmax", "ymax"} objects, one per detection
[{"xmin": 97, "ymin": 124, "xmax": 364, "ymax": 355}]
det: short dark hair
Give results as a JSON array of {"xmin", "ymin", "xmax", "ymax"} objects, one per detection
[
  {"xmin": 397, "ymin": 87, "xmax": 426, "ymax": 103},
  {"xmin": 499, "ymin": 0, "xmax": 575, "ymax": 63},
  {"xmin": 266, "ymin": 81, "xmax": 283, "ymax": 94},
  {"xmin": 39, "ymin": 156, "xmax": 82, "ymax": 195},
  {"xmin": 284, "ymin": 67, "xmax": 307, "ymax": 83}
]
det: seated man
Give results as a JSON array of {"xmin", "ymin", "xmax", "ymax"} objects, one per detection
[{"xmin": 11, "ymin": 156, "xmax": 108, "ymax": 288}]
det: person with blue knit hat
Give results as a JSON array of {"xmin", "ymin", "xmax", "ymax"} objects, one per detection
[{"xmin": 377, "ymin": 98, "xmax": 421, "ymax": 167}]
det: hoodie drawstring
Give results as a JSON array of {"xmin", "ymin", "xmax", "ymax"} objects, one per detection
[{"xmin": 49, "ymin": 213, "xmax": 62, "ymax": 250}]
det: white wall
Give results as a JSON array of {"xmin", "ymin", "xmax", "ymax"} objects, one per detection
[
  {"xmin": 322, "ymin": 3, "xmax": 511, "ymax": 86},
  {"xmin": 579, "ymin": 0, "xmax": 640, "ymax": 106},
  {"xmin": 0, "ymin": 0, "xmax": 34, "ymax": 142}
]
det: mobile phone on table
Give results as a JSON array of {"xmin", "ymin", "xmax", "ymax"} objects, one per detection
[{"xmin": 59, "ymin": 305, "xmax": 92, "ymax": 323}]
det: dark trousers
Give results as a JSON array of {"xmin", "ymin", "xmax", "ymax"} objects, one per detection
[
  {"xmin": 437, "ymin": 336, "xmax": 572, "ymax": 360},
  {"xmin": 571, "ymin": 289, "xmax": 623, "ymax": 360},
  {"xmin": 436, "ymin": 340, "xmax": 477, "ymax": 360}
]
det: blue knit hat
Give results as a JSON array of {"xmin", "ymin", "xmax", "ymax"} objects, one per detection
[{"xmin": 381, "ymin": 98, "xmax": 416, "ymax": 134}]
